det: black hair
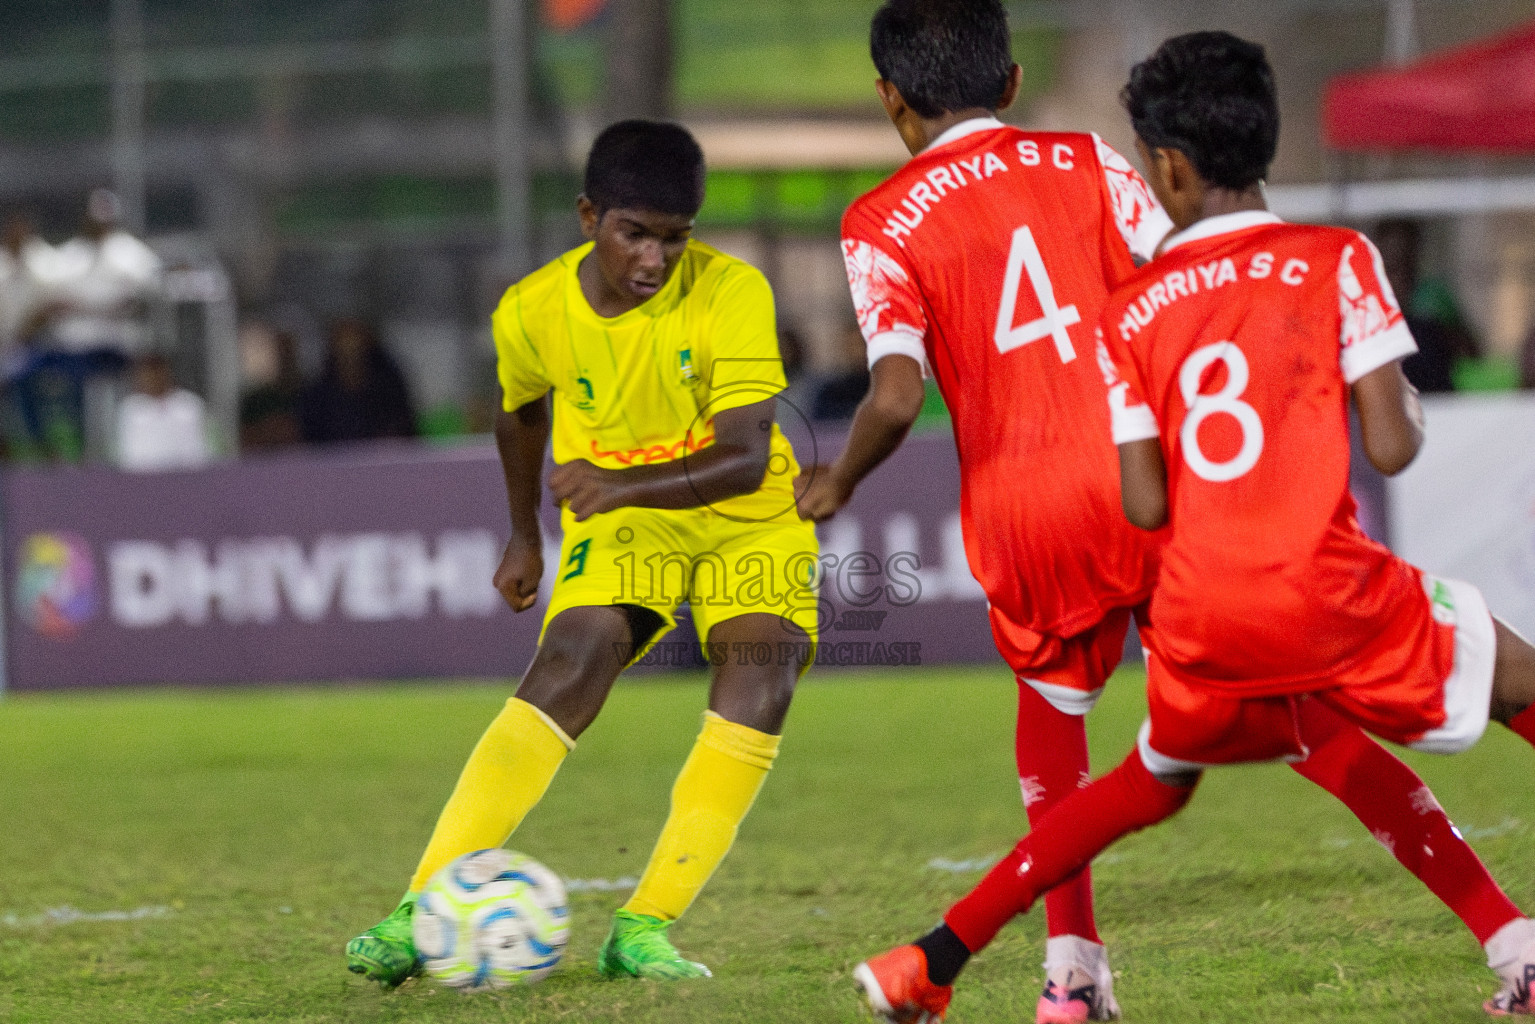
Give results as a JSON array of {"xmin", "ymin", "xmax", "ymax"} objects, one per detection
[
  {"xmin": 870, "ymin": 0, "xmax": 1014, "ymax": 119},
  {"xmin": 1122, "ymin": 31, "xmax": 1278, "ymax": 190},
  {"xmin": 583, "ymin": 120, "xmax": 706, "ymax": 217}
]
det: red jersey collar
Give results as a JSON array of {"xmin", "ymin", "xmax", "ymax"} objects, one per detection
[
  {"xmin": 921, "ymin": 116, "xmax": 1005, "ymax": 156},
  {"xmin": 1161, "ymin": 210, "xmax": 1284, "ymax": 254}
]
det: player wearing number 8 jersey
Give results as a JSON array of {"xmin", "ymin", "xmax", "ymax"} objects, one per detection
[{"xmin": 1098, "ymin": 217, "xmax": 1429, "ymax": 696}]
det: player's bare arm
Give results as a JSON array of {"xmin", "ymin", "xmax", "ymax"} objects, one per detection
[
  {"xmin": 795, "ymin": 354, "xmax": 924, "ymax": 522},
  {"xmin": 493, "ymin": 396, "xmax": 552, "ymax": 612},
  {"xmin": 1351, "ymin": 361, "xmax": 1425, "ymax": 476},
  {"xmin": 550, "ymin": 396, "xmax": 777, "ymax": 521},
  {"xmin": 1116, "ymin": 437, "xmax": 1168, "ymax": 530},
  {"xmin": 796, "ymin": 43, "xmax": 1018, "ymax": 524}
]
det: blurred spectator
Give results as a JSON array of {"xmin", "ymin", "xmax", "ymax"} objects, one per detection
[
  {"xmin": 116, "ymin": 352, "xmax": 211, "ymax": 472},
  {"xmin": 1373, "ymin": 218, "xmax": 1476, "ymax": 394},
  {"xmin": 47, "ymin": 189, "xmax": 162, "ymax": 358},
  {"xmin": 0, "ymin": 214, "xmax": 53, "ymax": 358},
  {"xmin": 299, "ymin": 318, "xmax": 417, "ymax": 443},
  {"xmin": 12, "ymin": 190, "xmax": 162, "ymax": 460},
  {"xmin": 238, "ymin": 323, "xmax": 304, "ymax": 451}
]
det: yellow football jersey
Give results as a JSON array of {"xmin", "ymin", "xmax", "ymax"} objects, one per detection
[{"xmin": 493, "ymin": 239, "xmax": 801, "ymax": 521}]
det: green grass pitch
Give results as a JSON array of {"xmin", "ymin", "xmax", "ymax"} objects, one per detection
[{"xmin": 1, "ymin": 666, "xmax": 1530, "ymax": 1022}]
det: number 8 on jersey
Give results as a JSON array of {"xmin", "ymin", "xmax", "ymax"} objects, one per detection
[{"xmin": 1178, "ymin": 342, "xmax": 1263, "ymax": 482}]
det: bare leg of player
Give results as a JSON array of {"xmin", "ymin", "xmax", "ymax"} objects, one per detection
[{"xmin": 1490, "ymin": 620, "xmax": 1535, "ymax": 728}]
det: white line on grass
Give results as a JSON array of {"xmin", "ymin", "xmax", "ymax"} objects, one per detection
[
  {"xmin": 927, "ymin": 856, "xmax": 1000, "ymax": 873},
  {"xmin": 564, "ymin": 876, "xmax": 639, "ymax": 893},
  {"xmin": 1460, "ymin": 817, "xmax": 1522, "ymax": 840},
  {"xmin": 2, "ymin": 905, "xmax": 171, "ymax": 928},
  {"xmin": 926, "ymin": 853, "xmax": 1126, "ymax": 874}
]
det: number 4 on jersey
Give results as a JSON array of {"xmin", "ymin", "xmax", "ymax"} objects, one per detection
[{"xmin": 994, "ymin": 225, "xmax": 1080, "ymax": 363}]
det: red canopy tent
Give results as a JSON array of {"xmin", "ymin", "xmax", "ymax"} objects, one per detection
[
  {"xmin": 543, "ymin": 0, "xmax": 606, "ymax": 31},
  {"xmin": 1323, "ymin": 19, "xmax": 1535, "ymax": 153}
]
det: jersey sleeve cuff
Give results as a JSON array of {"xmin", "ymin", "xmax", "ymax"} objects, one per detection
[
  {"xmin": 1111, "ymin": 404, "xmax": 1160, "ymax": 445},
  {"xmin": 1130, "ymin": 208, "xmax": 1176, "ymax": 264},
  {"xmin": 500, "ymin": 386, "xmax": 550, "ymax": 412},
  {"xmin": 866, "ymin": 327, "xmax": 928, "ymax": 374},
  {"xmin": 1341, "ymin": 321, "xmax": 1418, "ymax": 384}
]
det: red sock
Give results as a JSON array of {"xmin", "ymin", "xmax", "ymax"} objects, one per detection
[
  {"xmin": 1290, "ymin": 699, "xmax": 1522, "ymax": 944},
  {"xmin": 944, "ymin": 747, "xmax": 1194, "ymax": 953},
  {"xmin": 1016, "ymin": 682, "xmax": 1100, "ymax": 942},
  {"xmin": 1509, "ymin": 704, "xmax": 1535, "ymax": 749}
]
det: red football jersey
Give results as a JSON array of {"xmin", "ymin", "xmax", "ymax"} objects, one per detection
[
  {"xmin": 1097, "ymin": 211, "xmax": 1424, "ymax": 694},
  {"xmin": 841, "ymin": 118, "xmax": 1172, "ymax": 641}
]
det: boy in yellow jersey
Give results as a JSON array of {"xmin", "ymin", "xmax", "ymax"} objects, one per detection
[{"xmin": 345, "ymin": 120, "xmax": 819, "ymax": 986}]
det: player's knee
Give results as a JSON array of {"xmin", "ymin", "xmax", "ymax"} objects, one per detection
[
  {"xmin": 1157, "ymin": 769, "xmax": 1201, "ymax": 797},
  {"xmin": 534, "ymin": 627, "xmax": 618, "ymax": 686},
  {"xmin": 518, "ymin": 613, "xmax": 629, "ymax": 733},
  {"xmin": 1490, "ymin": 619, "xmax": 1535, "ymax": 724},
  {"xmin": 1124, "ymin": 769, "xmax": 1198, "ymax": 835},
  {"xmin": 708, "ymin": 662, "xmax": 798, "ymax": 736},
  {"xmin": 759, "ymin": 667, "xmax": 798, "ymax": 721}
]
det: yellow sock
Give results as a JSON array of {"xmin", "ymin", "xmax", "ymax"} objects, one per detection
[
  {"xmin": 623, "ymin": 711, "xmax": 780, "ymax": 921},
  {"xmin": 408, "ymin": 697, "xmax": 575, "ymax": 892}
]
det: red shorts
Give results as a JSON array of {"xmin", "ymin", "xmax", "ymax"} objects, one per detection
[
  {"xmin": 1139, "ymin": 575, "xmax": 1497, "ymax": 773},
  {"xmin": 993, "ymin": 605, "xmax": 1135, "ymax": 716}
]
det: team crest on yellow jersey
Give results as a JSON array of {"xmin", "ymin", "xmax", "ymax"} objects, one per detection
[
  {"xmin": 573, "ymin": 375, "xmax": 596, "ymax": 411},
  {"xmin": 679, "ymin": 348, "xmax": 698, "ymax": 384}
]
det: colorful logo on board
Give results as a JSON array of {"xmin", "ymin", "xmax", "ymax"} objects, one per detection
[{"xmin": 16, "ymin": 532, "xmax": 99, "ymax": 639}]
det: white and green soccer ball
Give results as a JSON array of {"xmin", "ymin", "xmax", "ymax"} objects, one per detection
[{"xmin": 413, "ymin": 848, "xmax": 570, "ymax": 990}]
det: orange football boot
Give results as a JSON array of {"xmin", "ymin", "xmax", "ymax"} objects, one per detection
[{"xmin": 854, "ymin": 944, "xmax": 953, "ymax": 1023}]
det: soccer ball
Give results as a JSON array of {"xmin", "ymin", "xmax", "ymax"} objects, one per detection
[{"xmin": 413, "ymin": 848, "xmax": 570, "ymax": 990}]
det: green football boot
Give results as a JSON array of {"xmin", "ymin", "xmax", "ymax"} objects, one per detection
[
  {"xmin": 597, "ymin": 909, "xmax": 712, "ymax": 980},
  {"xmin": 345, "ymin": 893, "xmax": 422, "ymax": 988}
]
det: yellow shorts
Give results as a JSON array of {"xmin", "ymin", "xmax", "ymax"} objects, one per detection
[{"xmin": 541, "ymin": 504, "xmax": 820, "ymax": 669}]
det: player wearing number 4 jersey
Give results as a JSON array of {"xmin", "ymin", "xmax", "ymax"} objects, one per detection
[
  {"xmin": 795, "ymin": 17, "xmax": 1175, "ymax": 1016},
  {"xmin": 853, "ymin": 30, "xmax": 1535, "ymax": 1022}
]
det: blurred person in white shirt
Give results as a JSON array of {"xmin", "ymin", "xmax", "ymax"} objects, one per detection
[
  {"xmin": 47, "ymin": 188, "xmax": 162, "ymax": 357},
  {"xmin": 13, "ymin": 190, "xmax": 162, "ymax": 460},
  {"xmin": 116, "ymin": 352, "xmax": 211, "ymax": 472}
]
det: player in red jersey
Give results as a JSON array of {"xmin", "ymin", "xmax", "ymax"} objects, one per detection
[
  {"xmin": 824, "ymin": 5, "xmax": 1535, "ymax": 1022},
  {"xmin": 851, "ymin": 30, "xmax": 1535, "ymax": 1022}
]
